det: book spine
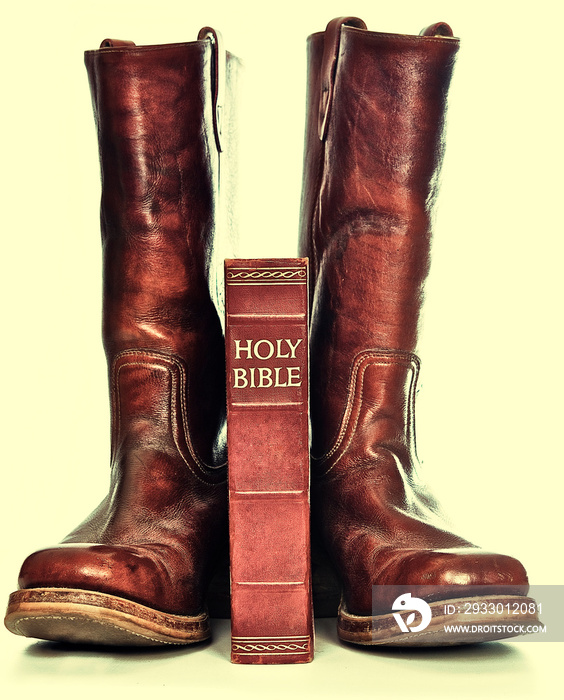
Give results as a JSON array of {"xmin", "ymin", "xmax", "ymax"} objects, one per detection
[{"xmin": 225, "ymin": 259, "xmax": 313, "ymax": 665}]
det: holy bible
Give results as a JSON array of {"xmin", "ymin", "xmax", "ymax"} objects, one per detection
[{"xmin": 225, "ymin": 258, "xmax": 314, "ymax": 664}]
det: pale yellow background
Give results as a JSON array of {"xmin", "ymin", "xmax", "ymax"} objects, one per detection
[{"xmin": 1, "ymin": 0, "xmax": 562, "ymax": 698}]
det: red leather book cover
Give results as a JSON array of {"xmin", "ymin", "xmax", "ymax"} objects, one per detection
[{"xmin": 225, "ymin": 258, "xmax": 314, "ymax": 664}]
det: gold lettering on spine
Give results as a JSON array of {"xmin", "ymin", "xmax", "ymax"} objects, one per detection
[
  {"xmin": 233, "ymin": 368, "xmax": 248, "ymax": 388},
  {"xmin": 286, "ymin": 338, "xmax": 303, "ymax": 359},
  {"xmin": 258, "ymin": 368, "xmax": 273, "ymax": 388},
  {"xmin": 287, "ymin": 367, "xmax": 301, "ymax": 387},
  {"xmin": 254, "ymin": 340, "xmax": 275, "ymax": 360},
  {"xmin": 274, "ymin": 367, "xmax": 287, "ymax": 387},
  {"xmin": 231, "ymin": 338, "xmax": 303, "ymax": 389},
  {"xmin": 276, "ymin": 339, "xmax": 290, "ymax": 359},
  {"xmin": 234, "ymin": 339, "xmax": 253, "ymax": 360}
]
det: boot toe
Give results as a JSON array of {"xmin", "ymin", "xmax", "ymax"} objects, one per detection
[
  {"xmin": 17, "ymin": 543, "xmax": 193, "ymax": 615},
  {"xmin": 404, "ymin": 547, "xmax": 529, "ymax": 591},
  {"xmin": 340, "ymin": 547, "xmax": 535, "ymax": 646},
  {"xmin": 348, "ymin": 546, "xmax": 529, "ymax": 615}
]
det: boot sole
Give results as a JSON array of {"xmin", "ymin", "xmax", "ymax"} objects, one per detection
[
  {"xmin": 4, "ymin": 588, "xmax": 210, "ymax": 647},
  {"xmin": 338, "ymin": 594, "xmax": 541, "ymax": 646}
]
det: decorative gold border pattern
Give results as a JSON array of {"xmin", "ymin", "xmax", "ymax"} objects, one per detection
[
  {"xmin": 232, "ymin": 635, "xmax": 311, "ymax": 655},
  {"xmin": 226, "ymin": 267, "xmax": 307, "ymax": 285}
]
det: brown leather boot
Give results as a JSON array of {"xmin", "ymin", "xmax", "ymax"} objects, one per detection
[
  {"xmin": 299, "ymin": 17, "xmax": 538, "ymax": 645},
  {"xmin": 4, "ymin": 28, "xmax": 239, "ymax": 646}
]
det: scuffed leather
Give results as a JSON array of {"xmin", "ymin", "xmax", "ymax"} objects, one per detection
[
  {"xmin": 299, "ymin": 19, "xmax": 529, "ymax": 615},
  {"xmin": 17, "ymin": 34, "xmax": 239, "ymax": 617}
]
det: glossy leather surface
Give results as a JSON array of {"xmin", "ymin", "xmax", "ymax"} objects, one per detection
[
  {"xmin": 299, "ymin": 18, "xmax": 528, "ymax": 615},
  {"xmin": 17, "ymin": 33, "xmax": 239, "ymax": 616}
]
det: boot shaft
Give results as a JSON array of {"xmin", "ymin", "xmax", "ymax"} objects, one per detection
[
  {"xmin": 299, "ymin": 19, "xmax": 459, "ymax": 463},
  {"xmin": 85, "ymin": 36, "xmax": 239, "ymax": 360},
  {"xmin": 300, "ymin": 20, "xmax": 459, "ymax": 356},
  {"xmin": 84, "ymin": 34, "xmax": 240, "ymax": 469}
]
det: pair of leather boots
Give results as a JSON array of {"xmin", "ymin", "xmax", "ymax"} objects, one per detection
[{"xmin": 5, "ymin": 17, "xmax": 534, "ymax": 648}]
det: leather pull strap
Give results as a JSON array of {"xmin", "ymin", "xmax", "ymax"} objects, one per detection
[
  {"xmin": 318, "ymin": 16, "xmax": 367, "ymax": 141},
  {"xmin": 99, "ymin": 39, "xmax": 137, "ymax": 48},
  {"xmin": 198, "ymin": 26, "xmax": 225, "ymax": 153},
  {"xmin": 419, "ymin": 22, "xmax": 454, "ymax": 37}
]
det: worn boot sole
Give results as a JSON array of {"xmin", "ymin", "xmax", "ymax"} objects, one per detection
[
  {"xmin": 338, "ymin": 594, "xmax": 541, "ymax": 646},
  {"xmin": 4, "ymin": 588, "xmax": 210, "ymax": 647}
]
